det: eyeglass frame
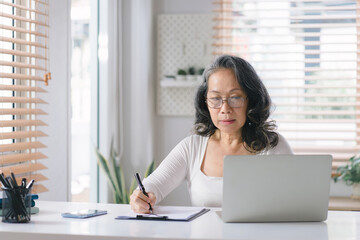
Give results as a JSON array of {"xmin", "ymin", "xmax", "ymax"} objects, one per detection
[{"xmin": 205, "ymin": 96, "xmax": 247, "ymax": 109}]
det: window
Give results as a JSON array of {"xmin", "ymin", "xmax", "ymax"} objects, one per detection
[
  {"xmin": 0, "ymin": 0, "xmax": 50, "ymax": 193},
  {"xmin": 213, "ymin": 0, "xmax": 359, "ymax": 171}
]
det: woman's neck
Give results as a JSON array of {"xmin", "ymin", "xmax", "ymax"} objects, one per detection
[{"xmin": 213, "ymin": 130, "xmax": 243, "ymax": 148}]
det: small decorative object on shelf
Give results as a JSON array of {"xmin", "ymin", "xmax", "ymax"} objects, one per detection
[
  {"xmin": 187, "ymin": 66, "xmax": 196, "ymax": 81},
  {"xmin": 333, "ymin": 155, "xmax": 360, "ymax": 200},
  {"xmin": 164, "ymin": 75, "xmax": 176, "ymax": 81},
  {"xmin": 176, "ymin": 69, "xmax": 187, "ymax": 81}
]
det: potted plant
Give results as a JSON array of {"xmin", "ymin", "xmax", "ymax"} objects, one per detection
[
  {"xmin": 95, "ymin": 141, "xmax": 155, "ymax": 204},
  {"xmin": 333, "ymin": 155, "xmax": 360, "ymax": 200},
  {"xmin": 176, "ymin": 69, "xmax": 187, "ymax": 81},
  {"xmin": 187, "ymin": 66, "xmax": 196, "ymax": 81}
]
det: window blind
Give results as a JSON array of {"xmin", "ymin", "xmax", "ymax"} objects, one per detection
[
  {"xmin": 213, "ymin": 0, "xmax": 359, "ymax": 172},
  {"xmin": 0, "ymin": 0, "xmax": 50, "ymax": 194}
]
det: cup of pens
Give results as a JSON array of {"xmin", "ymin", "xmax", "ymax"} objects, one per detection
[{"xmin": 0, "ymin": 173, "xmax": 34, "ymax": 223}]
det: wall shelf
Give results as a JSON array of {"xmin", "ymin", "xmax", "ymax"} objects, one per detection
[
  {"xmin": 156, "ymin": 14, "xmax": 213, "ymax": 116},
  {"xmin": 160, "ymin": 79, "xmax": 202, "ymax": 88}
]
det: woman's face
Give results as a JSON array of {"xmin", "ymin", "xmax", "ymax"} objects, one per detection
[{"xmin": 206, "ymin": 68, "xmax": 248, "ymax": 136}]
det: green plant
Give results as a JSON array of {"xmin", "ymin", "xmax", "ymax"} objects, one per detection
[
  {"xmin": 95, "ymin": 141, "xmax": 155, "ymax": 204},
  {"xmin": 198, "ymin": 68, "xmax": 205, "ymax": 75},
  {"xmin": 334, "ymin": 155, "xmax": 360, "ymax": 185},
  {"xmin": 188, "ymin": 66, "xmax": 196, "ymax": 75},
  {"xmin": 177, "ymin": 69, "xmax": 187, "ymax": 75}
]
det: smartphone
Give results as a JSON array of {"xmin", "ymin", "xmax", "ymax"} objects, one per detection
[{"xmin": 61, "ymin": 209, "xmax": 107, "ymax": 219}]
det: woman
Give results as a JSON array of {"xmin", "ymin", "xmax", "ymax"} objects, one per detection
[{"xmin": 130, "ymin": 55, "xmax": 293, "ymax": 213}]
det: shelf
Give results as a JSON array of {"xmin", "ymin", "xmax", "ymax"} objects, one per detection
[{"xmin": 160, "ymin": 79, "xmax": 202, "ymax": 88}]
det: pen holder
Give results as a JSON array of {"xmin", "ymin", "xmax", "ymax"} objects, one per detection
[{"xmin": 2, "ymin": 187, "xmax": 31, "ymax": 223}]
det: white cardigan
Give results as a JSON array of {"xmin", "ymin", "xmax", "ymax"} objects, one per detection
[{"xmin": 143, "ymin": 134, "xmax": 293, "ymax": 207}]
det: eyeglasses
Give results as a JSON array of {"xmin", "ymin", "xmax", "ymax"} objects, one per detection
[{"xmin": 206, "ymin": 96, "xmax": 247, "ymax": 109}]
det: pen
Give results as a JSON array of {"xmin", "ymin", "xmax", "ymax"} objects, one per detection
[
  {"xmin": 134, "ymin": 173, "xmax": 153, "ymax": 213},
  {"xmin": 21, "ymin": 178, "xmax": 27, "ymax": 188},
  {"xmin": 11, "ymin": 172, "xmax": 18, "ymax": 188},
  {"xmin": 26, "ymin": 179, "xmax": 35, "ymax": 190}
]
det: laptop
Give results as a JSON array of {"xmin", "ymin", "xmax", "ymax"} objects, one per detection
[{"xmin": 222, "ymin": 154, "xmax": 332, "ymax": 223}]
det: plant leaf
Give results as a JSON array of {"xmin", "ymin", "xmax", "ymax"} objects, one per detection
[
  {"xmin": 144, "ymin": 160, "xmax": 155, "ymax": 178},
  {"xmin": 116, "ymin": 164, "xmax": 128, "ymax": 204},
  {"xmin": 94, "ymin": 147, "xmax": 118, "ymax": 194},
  {"xmin": 109, "ymin": 139, "xmax": 124, "ymax": 203},
  {"xmin": 128, "ymin": 178, "xmax": 137, "ymax": 198}
]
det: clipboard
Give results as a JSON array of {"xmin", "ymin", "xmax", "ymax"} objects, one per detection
[{"xmin": 115, "ymin": 206, "xmax": 210, "ymax": 222}]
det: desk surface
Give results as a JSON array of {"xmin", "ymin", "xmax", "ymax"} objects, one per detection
[{"xmin": 0, "ymin": 201, "xmax": 359, "ymax": 240}]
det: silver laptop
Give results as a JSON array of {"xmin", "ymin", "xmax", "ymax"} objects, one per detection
[{"xmin": 222, "ymin": 155, "xmax": 332, "ymax": 223}]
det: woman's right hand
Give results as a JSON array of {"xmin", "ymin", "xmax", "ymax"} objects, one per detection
[{"xmin": 130, "ymin": 189, "xmax": 156, "ymax": 213}]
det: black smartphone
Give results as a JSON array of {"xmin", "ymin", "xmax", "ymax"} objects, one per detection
[{"xmin": 61, "ymin": 209, "xmax": 107, "ymax": 219}]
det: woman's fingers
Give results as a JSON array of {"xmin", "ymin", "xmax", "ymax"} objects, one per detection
[
  {"xmin": 148, "ymin": 192, "xmax": 156, "ymax": 207},
  {"xmin": 130, "ymin": 189, "xmax": 156, "ymax": 213}
]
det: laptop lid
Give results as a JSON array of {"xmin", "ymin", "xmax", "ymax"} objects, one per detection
[{"xmin": 222, "ymin": 154, "xmax": 332, "ymax": 223}]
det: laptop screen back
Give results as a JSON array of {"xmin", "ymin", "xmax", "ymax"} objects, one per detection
[{"xmin": 222, "ymin": 155, "xmax": 332, "ymax": 223}]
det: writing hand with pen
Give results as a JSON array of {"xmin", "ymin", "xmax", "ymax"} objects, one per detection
[{"xmin": 130, "ymin": 173, "xmax": 156, "ymax": 214}]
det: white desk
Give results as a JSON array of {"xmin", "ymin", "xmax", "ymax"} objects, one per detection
[{"xmin": 0, "ymin": 201, "xmax": 359, "ymax": 240}]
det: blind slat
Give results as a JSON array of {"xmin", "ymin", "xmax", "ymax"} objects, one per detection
[
  {"xmin": 32, "ymin": 184, "xmax": 48, "ymax": 194},
  {"xmin": 274, "ymin": 102, "xmax": 360, "ymax": 107},
  {"xmin": 0, "ymin": 36, "xmax": 47, "ymax": 49},
  {"xmin": 214, "ymin": 32, "xmax": 358, "ymax": 38},
  {"xmin": 286, "ymin": 136, "xmax": 360, "ymax": 141},
  {"xmin": 210, "ymin": 56, "xmax": 356, "ymax": 63},
  {"xmin": 0, "ymin": 60, "xmax": 46, "ymax": 70},
  {"xmin": 0, "ymin": 1, "xmax": 47, "ymax": 16},
  {"xmin": 0, "ymin": 130, "xmax": 47, "ymax": 140},
  {"xmin": 0, "ymin": 120, "xmax": 47, "ymax": 127},
  {"xmin": 278, "ymin": 128, "xmax": 360, "ymax": 133},
  {"xmin": 0, "ymin": 12, "xmax": 48, "ymax": 27},
  {"xmin": 292, "ymin": 146, "xmax": 360, "ymax": 153},
  {"xmin": 268, "ymin": 85, "xmax": 360, "ymax": 89},
  {"xmin": 211, "ymin": 48, "xmax": 355, "ymax": 55},
  {"xmin": 15, "ymin": 174, "xmax": 48, "ymax": 186},
  {"xmin": 213, "ymin": 41, "xmax": 355, "ymax": 46},
  {"xmin": 0, "ymin": 152, "xmax": 47, "ymax": 165},
  {"xmin": 276, "ymin": 119, "xmax": 360, "ymax": 123},
  {"xmin": 271, "ymin": 94, "xmax": 359, "ymax": 98},
  {"xmin": 0, "ymin": 84, "xmax": 47, "ymax": 92},
  {"xmin": 214, "ymin": 15, "xmax": 356, "ymax": 22},
  {"xmin": 0, "ymin": 24, "xmax": 47, "ymax": 38},
  {"xmin": 273, "ymin": 110, "xmax": 360, "ymax": 116},
  {"xmin": 0, "ymin": 49, "xmax": 47, "ymax": 60},
  {"xmin": 0, "ymin": 142, "xmax": 46, "ymax": 152},
  {"xmin": 0, "ymin": 162, "xmax": 47, "ymax": 176},
  {"xmin": 213, "ymin": 5, "xmax": 358, "ymax": 12},
  {"xmin": 0, "ymin": 97, "xmax": 48, "ymax": 104},
  {"xmin": 0, "ymin": 73, "xmax": 44, "ymax": 81},
  {"xmin": 0, "ymin": 108, "xmax": 47, "ymax": 115},
  {"xmin": 213, "ymin": 23, "xmax": 357, "ymax": 29}
]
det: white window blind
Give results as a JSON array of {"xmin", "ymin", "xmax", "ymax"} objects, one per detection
[
  {"xmin": 0, "ymin": 0, "xmax": 50, "ymax": 194},
  {"xmin": 213, "ymin": 0, "xmax": 359, "ymax": 172}
]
